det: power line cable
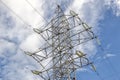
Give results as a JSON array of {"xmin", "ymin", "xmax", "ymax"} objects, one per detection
[
  {"xmin": 88, "ymin": 37, "xmax": 120, "ymax": 80},
  {"xmin": 105, "ymin": 54, "xmax": 120, "ymax": 80},
  {"xmin": 95, "ymin": 70, "xmax": 104, "ymax": 80},
  {"xmin": 96, "ymin": 41, "xmax": 120, "ymax": 80},
  {"xmin": 91, "ymin": 49, "xmax": 120, "ymax": 80},
  {"xmin": 25, "ymin": 0, "xmax": 48, "ymax": 23},
  {"xmin": 24, "ymin": 1, "xmax": 120, "ymax": 79},
  {"xmin": 0, "ymin": 0, "xmax": 32, "ymax": 29},
  {"xmin": 2, "ymin": 0, "xmax": 119, "ymax": 79}
]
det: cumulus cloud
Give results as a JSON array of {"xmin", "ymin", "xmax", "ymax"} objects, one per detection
[
  {"xmin": 0, "ymin": 0, "xmax": 44, "ymax": 80},
  {"xmin": 67, "ymin": 0, "xmax": 106, "ymax": 57},
  {"xmin": 106, "ymin": 0, "xmax": 120, "ymax": 16},
  {"xmin": 20, "ymin": 33, "xmax": 42, "ymax": 52},
  {"xmin": 1, "ymin": 0, "xmax": 120, "ymax": 80},
  {"xmin": 2, "ymin": 0, "xmax": 45, "ymax": 27}
]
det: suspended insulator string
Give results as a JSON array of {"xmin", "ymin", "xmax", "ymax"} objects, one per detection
[
  {"xmin": 92, "ymin": 52, "xmax": 120, "ymax": 80},
  {"xmin": 19, "ymin": 49, "xmax": 39, "ymax": 80}
]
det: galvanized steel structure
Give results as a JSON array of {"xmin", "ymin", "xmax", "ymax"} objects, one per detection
[{"xmin": 25, "ymin": 5, "xmax": 97, "ymax": 80}]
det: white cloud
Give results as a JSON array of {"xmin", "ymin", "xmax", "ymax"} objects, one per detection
[
  {"xmin": 20, "ymin": 33, "xmax": 42, "ymax": 52},
  {"xmin": 0, "ymin": 39, "xmax": 16, "ymax": 54},
  {"xmin": 66, "ymin": 0, "xmax": 106, "ymax": 57},
  {"xmin": 113, "ymin": 0, "xmax": 120, "ymax": 16},
  {"xmin": 104, "ymin": 0, "xmax": 120, "ymax": 16},
  {"xmin": 0, "ymin": 0, "xmax": 44, "ymax": 80},
  {"xmin": 2, "ymin": 0, "xmax": 45, "ymax": 27},
  {"xmin": 0, "ymin": 0, "xmax": 120, "ymax": 80},
  {"xmin": 103, "ymin": 53, "xmax": 116, "ymax": 59}
]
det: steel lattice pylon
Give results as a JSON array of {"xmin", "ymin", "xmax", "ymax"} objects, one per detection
[{"xmin": 25, "ymin": 5, "xmax": 98, "ymax": 80}]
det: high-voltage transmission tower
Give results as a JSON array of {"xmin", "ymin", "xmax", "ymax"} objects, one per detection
[{"xmin": 25, "ymin": 5, "xmax": 98, "ymax": 80}]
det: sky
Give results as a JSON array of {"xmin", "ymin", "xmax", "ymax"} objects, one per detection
[{"xmin": 0, "ymin": 0, "xmax": 120, "ymax": 80}]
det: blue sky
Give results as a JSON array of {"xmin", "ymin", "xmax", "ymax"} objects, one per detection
[
  {"xmin": 76, "ymin": 8, "xmax": 120, "ymax": 80},
  {"xmin": 98, "ymin": 9, "xmax": 120, "ymax": 80},
  {"xmin": 0, "ymin": 0, "xmax": 120, "ymax": 80}
]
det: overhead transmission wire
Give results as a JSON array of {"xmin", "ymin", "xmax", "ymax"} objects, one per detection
[
  {"xmin": 105, "ymin": 53, "xmax": 120, "ymax": 80},
  {"xmin": 103, "ymin": 49, "xmax": 120, "ymax": 80},
  {"xmin": 103, "ymin": 71, "xmax": 120, "ymax": 80},
  {"xmin": 80, "ymin": 37, "xmax": 120, "ymax": 80},
  {"xmin": 55, "ymin": 2, "xmax": 105, "ymax": 80},
  {"xmin": 23, "ymin": 1, "xmax": 120, "ymax": 79},
  {"xmin": 21, "ymin": 1, "xmax": 118, "ymax": 80},
  {"xmin": 19, "ymin": 49, "xmax": 40, "ymax": 80},
  {"xmin": 88, "ymin": 38, "xmax": 120, "ymax": 80},
  {"xmin": 24, "ymin": 0, "xmax": 52, "ymax": 31},
  {"xmin": 25, "ymin": 0, "xmax": 48, "ymax": 23},
  {"xmin": 93, "ymin": 69, "xmax": 104, "ymax": 80},
  {"xmin": 24, "ymin": 1, "xmax": 53, "ymax": 79},
  {"xmin": 95, "ymin": 39, "xmax": 120, "ymax": 80},
  {"xmin": 1, "ymin": 0, "xmax": 116, "ymax": 79},
  {"xmin": 0, "ymin": 0, "xmax": 48, "ymax": 30},
  {"xmin": 0, "ymin": 1, "xmax": 48, "ymax": 79},
  {"xmin": 53, "ymin": 1, "xmax": 104, "ymax": 80},
  {"xmin": 25, "ymin": 1, "xmax": 97, "ymax": 80},
  {"xmin": 0, "ymin": 0, "xmax": 32, "ymax": 29}
]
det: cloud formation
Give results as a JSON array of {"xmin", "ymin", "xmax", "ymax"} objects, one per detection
[
  {"xmin": 106, "ymin": 0, "xmax": 120, "ymax": 16},
  {"xmin": 0, "ymin": 0, "xmax": 120, "ymax": 80}
]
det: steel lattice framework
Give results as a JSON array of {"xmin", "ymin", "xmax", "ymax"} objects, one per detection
[{"xmin": 25, "ymin": 5, "xmax": 98, "ymax": 80}]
